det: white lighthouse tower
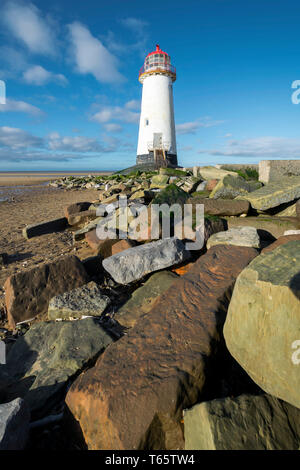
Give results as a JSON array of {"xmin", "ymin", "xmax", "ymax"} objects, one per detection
[{"xmin": 137, "ymin": 44, "xmax": 177, "ymax": 168}]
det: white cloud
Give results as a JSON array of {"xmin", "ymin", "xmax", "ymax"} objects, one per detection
[
  {"xmin": 3, "ymin": 2, "xmax": 56, "ymax": 55},
  {"xmin": 91, "ymin": 104, "xmax": 139, "ymax": 125},
  {"xmin": 120, "ymin": 17, "xmax": 148, "ymax": 35},
  {"xmin": 0, "ymin": 98, "xmax": 44, "ymax": 116},
  {"xmin": 104, "ymin": 123, "xmax": 123, "ymax": 132},
  {"xmin": 48, "ymin": 133, "xmax": 105, "ymax": 152},
  {"xmin": 176, "ymin": 117, "xmax": 225, "ymax": 135},
  {"xmin": 125, "ymin": 99, "xmax": 140, "ymax": 110},
  {"xmin": 0, "ymin": 126, "xmax": 42, "ymax": 149},
  {"xmin": 198, "ymin": 136, "xmax": 300, "ymax": 159},
  {"xmin": 68, "ymin": 22, "xmax": 124, "ymax": 83},
  {"xmin": 23, "ymin": 65, "xmax": 68, "ymax": 86}
]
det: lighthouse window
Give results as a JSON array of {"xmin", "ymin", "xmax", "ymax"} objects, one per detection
[{"xmin": 145, "ymin": 118, "xmax": 149, "ymax": 126}]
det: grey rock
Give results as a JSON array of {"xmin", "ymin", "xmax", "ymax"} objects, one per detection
[
  {"xmin": 259, "ymin": 159, "xmax": 300, "ymax": 183},
  {"xmin": 0, "ymin": 318, "xmax": 113, "ymax": 419},
  {"xmin": 184, "ymin": 394, "xmax": 300, "ymax": 450},
  {"xmin": 48, "ymin": 281, "xmax": 110, "ymax": 320},
  {"xmin": 207, "ymin": 226, "xmax": 260, "ymax": 249},
  {"xmin": 0, "ymin": 398, "xmax": 30, "ymax": 450},
  {"xmin": 103, "ymin": 237, "xmax": 190, "ymax": 284}
]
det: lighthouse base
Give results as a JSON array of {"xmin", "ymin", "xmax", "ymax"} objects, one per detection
[{"xmin": 136, "ymin": 152, "xmax": 178, "ymax": 168}]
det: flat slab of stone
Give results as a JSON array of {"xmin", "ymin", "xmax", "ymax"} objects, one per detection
[
  {"xmin": 103, "ymin": 237, "xmax": 191, "ymax": 285},
  {"xmin": 237, "ymin": 176, "xmax": 300, "ymax": 210},
  {"xmin": 224, "ymin": 241, "xmax": 300, "ymax": 409},
  {"xmin": 184, "ymin": 394, "xmax": 300, "ymax": 450},
  {"xmin": 48, "ymin": 281, "xmax": 110, "ymax": 320},
  {"xmin": 0, "ymin": 398, "xmax": 30, "ymax": 450},
  {"xmin": 210, "ymin": 175, "xmax": 261, "ymax": 199},
  {"xmin": 66, "ymin": 245, "xmax": 258, "ymax": 450},
  {"xmin": 259, "ymin": 160, "xmax": 300, "ymax": 184},
  {"xmin": 114, "ymin": 271, "xmax": 178, "ymax": 328},
  {"xmin": 226, "ymin": 216, "xmax": 300, "ymax": 239},
  {"xmin": 207, "ymin": 226, "xmax": 260, "ymax": 249},
  {"xmin": 188, "ymin": 198, "xmax": 250, "ymax": 216},
  {"xmin": 0, "ymin": 319, "xmax": 113, "ymax": 419},
  {"xmin": 198, "ymin": 166, "xmax": 238, "ymax": 180},
  {"xmin": 22, "ymin": 217, "xmax": 68, "ymax": 239},
  {"xmin": 4, "ymin": 255, "xmax": 89, "ymax": 327},
  {"xmin": 68, "ymin": 210, "xmax": 97, "ymax": 226}
]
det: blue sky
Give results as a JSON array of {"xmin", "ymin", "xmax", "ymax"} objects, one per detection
[{"xmin": 0, "ymin": 0, "xmax": 300, "ymax": 171}]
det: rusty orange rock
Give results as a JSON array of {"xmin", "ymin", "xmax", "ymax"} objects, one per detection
[{"xmin": 65, "ymin": 245, "xmax": 258, "ymax": 450}]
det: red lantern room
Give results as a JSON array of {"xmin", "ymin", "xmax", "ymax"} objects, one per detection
[{"xmin": 139, "ymin": 44, "xmax": 176, "ymax": 83}]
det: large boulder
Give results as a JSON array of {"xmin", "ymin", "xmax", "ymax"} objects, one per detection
[
  {"xmin": 114, "ymin": 271, "xmax": 178, "ymax": 328},
  {"xmin": 210, "ymin": 175, "xmax": 261, "ymax": 199},
  {"xmin": 4, "ymin": 255, "xmax": 89, "ymax": 328},
  {"xmin": 151, "ymin": 183, "xmax": 189, "ymax": 206},
  {"xmin": 198, "ymin": 166, "xmax": 238, "ymax": 180},
  {"xmin": 187, "ymin": 198, "xmax": 250, "ymax": 216},
  {"xmin": 184, "ymin": 394, "xmax": 300, "ymax": 450},
  {"xmin": 224, "ymin": 240, "xmax": 300, "ymax": 409},
  {"xmin": 150, "ymin": 175, "xmax": 169, "ymax": 189},
  {"xmin": 259, "ymin": 160, "xmax": 300, "ymax": 184},
  {"xmin": 48, "ymin": 281, "xmax": 110, "ymax": 320},
  {"xmin": 65, "ymin": 245, "xmax": 258, "ymax": 450},
  {"xmin": 226, "ymin": 216, "xmax": 300, "ymax": 239},
  {"xmin": 237, "ymin": 176, "xmax": 300, "ymax": 210},
  {"xmin": 22, "ymin": 217, "xmax": 68, "ymax": 239},
  {"xmin": 103, "ymin": 237, "xmax": 190, "ymax": 285},
  {"xmin": 262, "ymin": 234, "xmax": 300, "ymax": 253},
  {"xmin": 0, "ymin": 398, "xmax": 30, "ymax": 450},
  {"xmin": 0, "ymin": 319, "xmax": 113, "ymax": 419},
  {"xmin": 207, "ymin": 226, "xmax": 260, "ymax": 250}
]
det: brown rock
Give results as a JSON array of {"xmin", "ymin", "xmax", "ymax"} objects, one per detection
[
  {"xmin": 65, "ymin": 245, "xmax": 258, "ymax": 450},
  {"xmin": 187, "ymin": 198, "xmax": 250, "ymax": 216},
  {"xmin": 64, "ymin": 202, "xmax": 91, "ymax": 219},
  {"xmin": 297, "ymin": 200, "xmax": 300, "ymax": 218},
  {"xmin": 206, "ymin": 179, "xmax": 218, "ymax": 191},
  {"xmin": 85, "ymin": 230, "xmax": 118, "ymax": 258},
  {"xmin": 4, "ymin": 255, "xmax": 89, "ymax": 328},
  {"xmin": 171, "ymin": 262, "xmax": 194, "ymax": 276},
  {"xmin": 262, "ymin": 234, "xmax": 300, "ymax": 253},
  {"xmin": 111, "ymin": 239, "xmax": 136, "ymax": 255},
  {"xmin": 68, "ymin": 210, "xmax": 97, "ymax": 226}
]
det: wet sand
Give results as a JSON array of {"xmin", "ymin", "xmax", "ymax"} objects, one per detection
[{"xmin": 0, "ymin": 179, "xmax": 110, "ymax": 328}]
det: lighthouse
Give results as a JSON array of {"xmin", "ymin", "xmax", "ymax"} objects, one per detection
[{"xmin": 137, "ymin": 45, "xmax": 178, "ymax": 168}]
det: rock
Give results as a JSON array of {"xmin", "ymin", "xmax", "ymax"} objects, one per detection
[
  {"xmin": 73, "ymin": 217, "xmax": 104, "ymax": 242},
  {"xmin": 275, "ymin": 202, "xmax": 298, "ymax": 217},
  {"xmin": 184, "ymin": 394, "xmax": 300, "ymax": 450},
  {"xmin": 68, "ymin": 210, "xmax": 97, "ymax": 226},
  {"xmin": 48, "ymin": 281, "xmax": 110, "ymax": 320},
  {"xmin": 297, "ymin": 200, "xmax": 300, "ymax": 218},
  {"xmin": 259, "ymin": 160, "xmax": 300, "ymax": 183},
  {"xmin": 111, "ymin": 239, "xmax": 136, "ymax": 255},
  {"xmin": 188, "ymin": 198, "xmax": 250, "ymax": 216},
  {"xmin": 85, "ymin": 230, "xmax": 118, "ymax": 257},
  {"xmin": 224, "ymin": 241, "xmax": 300, "ymax": 409},
  {"xmin": 64, "ymin": 202, "xmax": 91, "ymax": 219},
  {"xmin": 226, "ymin": 216, "xmax": 300, "ymax": 239},
  {"xmin": 171, "ymin": 262, "xmax": 194, "ymax": 276},
  {"xmin": 22, "ymin": 217, "xmax": 68, "ymax": 239},
  {"xmin": 210, "ymin": 175, "xmax": 261, "ymax": 199},
  {"xmin": 284, "ymin": 229, "xmax": 300, "ymax": 235},
  {"xmin": 160, "ymin": 168, "xmax": 188, "ymax": 177},
  {"xmin": 195, "ymin": 181, "xmax": 207, "ymax": 192},
  {"xmin": 4, "ymin": 255, "xmax": 89, "ymax": 328},
  {"xmin": 206, "ymin": 179, "xmax": 219, "ymax": 191},
  {"xmin": 198, "ymin": 166, "xmax": 238, "ymax": 180},
  {"xmin": 0, "ymin": 398, "xmax": 30, "ymax": 450},
  {"xmin": 150, "ymin": 175, "xmax": 169, "ymax": 189},
  {"xmin": 151, "ymin": 183, "xmax": 189, "ymax": 206},
  {"xmin": 102, "ymin": 237, "xmax": 191, "ymax": 285},
  {"xmin": 237, "ymin": 176, "xmax": 300, "ymax": 210},
  {"xmin": 65, "ymin": 245, "xmax": 258, "ymax": 450},
  {"xmin": 262, "ymin": 234, "xmax": 300, "ymax": 253},
  {"xmin": 207, "ymin": 226, "xmax": 260, "ymax": 249},
  {"xmin": 114, "ymin": 271, "xmax": 178, "ymax": 328},
  {"xmin": 0, "ymin": 319, "xmax": 113, "ymax": 419},
  {"xmin": 176, "ymin": 176, "xmax": 201, "ymax": 193},
  {"xmin": 129, "ymin": 190, "xmax": 153, "ymax": 202}
]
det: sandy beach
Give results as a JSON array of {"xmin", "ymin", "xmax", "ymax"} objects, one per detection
[
  {"xmin": 0, "ymin": 171, "xmax": 112, "ymax": 187},
  {"xmin": 0, "ymin": 174, "xmax": 112, "ymax": 327}
]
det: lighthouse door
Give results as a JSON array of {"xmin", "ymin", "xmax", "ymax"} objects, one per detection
[{"xmin": 153, "ymin": 133, "xmax": 167, "ymax": 168}]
